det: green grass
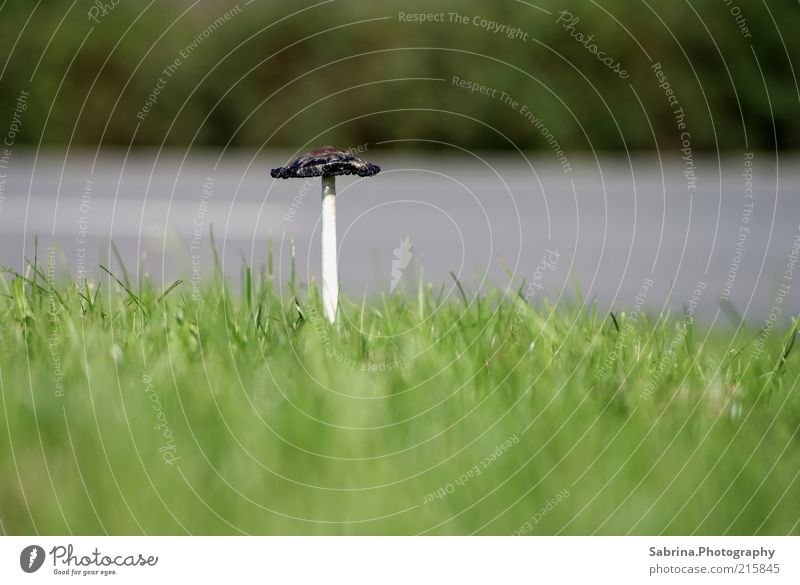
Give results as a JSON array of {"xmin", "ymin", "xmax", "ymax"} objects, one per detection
[{"xmin": 1, "ymin": 250, "xmax": 800, "ymax": 535}]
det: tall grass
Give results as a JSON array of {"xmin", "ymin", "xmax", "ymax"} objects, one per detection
[{"xmin": 0, "ymin": 247, "xmax": 799, "ymax": 535}]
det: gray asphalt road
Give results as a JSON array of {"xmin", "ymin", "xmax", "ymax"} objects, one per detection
[{"xmin": 1, "ymin": 149, "xmax": 797, "ymax": 324}]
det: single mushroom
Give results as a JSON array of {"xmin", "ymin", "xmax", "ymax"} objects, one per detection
[{"xmin": 271, "ymin": 146, "xmax": 380, "ymax": 323}]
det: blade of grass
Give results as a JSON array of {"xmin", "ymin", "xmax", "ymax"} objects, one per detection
[
  {"xmin": 156, "ymin": 280, "xmax": 184, "ymax": 304},
  {"xmin": 110, "ymin": 241, "xmax": 132, "ymax": 290},
  {"xmin": 450, "ymin": 271, "xmax": 469, "ymax": 308},
  {"xmin": 99, "ymin": 264, "xmax": 142, "ymax": 309}
]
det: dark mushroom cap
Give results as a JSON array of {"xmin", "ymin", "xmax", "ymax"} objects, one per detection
[{"xmin": 270, "ymin": 146, "xmax": 380, "ymax": 179}]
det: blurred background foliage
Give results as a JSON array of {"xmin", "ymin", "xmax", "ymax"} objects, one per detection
[{"xmin": 0, "ymin": 0, "xmax": 797, "ymax": 151}]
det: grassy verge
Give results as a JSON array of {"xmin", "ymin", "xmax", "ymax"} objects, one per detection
[{"xmin": 1, "ymin": 250, "xmax": 799, "ymax": 535}]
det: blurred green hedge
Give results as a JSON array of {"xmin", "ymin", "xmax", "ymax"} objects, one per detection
[{"xmin": 0, "ymin": 0, "xmax": 797, "ymax": 151}]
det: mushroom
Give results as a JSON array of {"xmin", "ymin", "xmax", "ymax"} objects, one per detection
[{"xmin": 271, "ymin": 146, "xmax": 380, "ymax": 323}]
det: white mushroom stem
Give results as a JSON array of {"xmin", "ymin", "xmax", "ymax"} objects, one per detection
[{"xmin": 321, "ymin": 175, "xmax": 338, "ymax": 323}]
